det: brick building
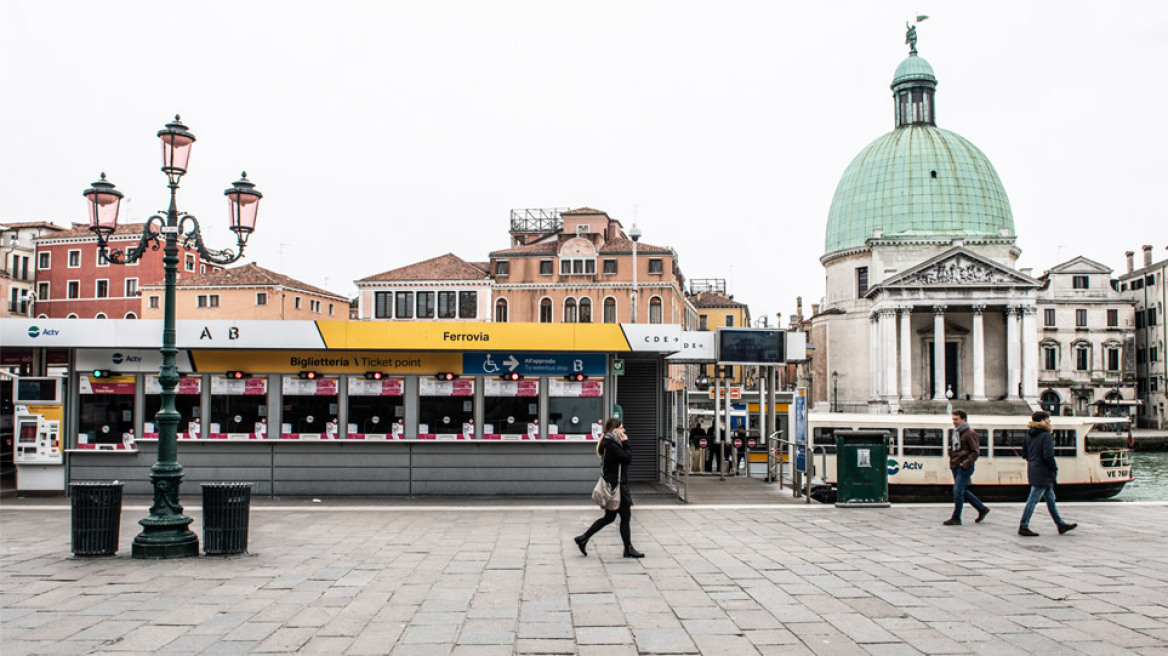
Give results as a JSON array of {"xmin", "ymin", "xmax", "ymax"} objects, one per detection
[{"xmin": 139, "ymin": 262, "xmax": 348, "ymax": 321}]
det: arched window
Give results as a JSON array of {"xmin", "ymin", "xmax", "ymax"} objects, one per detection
[
  {"xmin": 38, "ymin": 314, "xmax": 48, "ymax": 319},
  {"xmin": 1073, "ymin": 341, "xmax": 1092, "ymax": 371},
  {"xmin": 603, "ymin": 297, "xmax": 617, "ymax": 323},
  {"xmin": 95, "ymin": 313, "xmax": 107, "ymax": 319},
  {"xmin": 1040, "ymin": 390, "xmax": 1062, "ymax": 415},
  {"xmin": 579, "ymin": 298, "xmax": 592, "ymax": 323},
  {"xmin": 1041, "ymin": 341, "xmax": 1059, "ymax": 371},
  {"xmin": 494, "ymin": 299, "xmax": 508, "ymax": 323},
  {"xmin": 649, "ymin": 296, "xmax": 663, "ymax": 324},
  {"xmin": 539, "ymin": 298, "xmax": 553, "ymax": 323},
  {"xmin": 124, "ymin": 312, "xmax": 138, "ymax": 319},
  {"xmin": 564, "ymin": 298, "xmax": 578, "ymax": 323},
  {"xmin": 67, "ymin": 313, "xmax": 78, "ymax": 319}
]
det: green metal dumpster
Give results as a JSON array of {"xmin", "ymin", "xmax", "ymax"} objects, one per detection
[{"xmin": 834, "ymin": 430, "xmax": 891, "ymax": 507}]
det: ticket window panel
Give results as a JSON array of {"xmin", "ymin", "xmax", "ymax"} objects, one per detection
[
  {"xmin": 78, "ymin": 395, "xmax": 134, "ymax": 445},
  {"xmin": 281, "ymin": 376, "xmax": 340, "ymax": 438},
  {"xmin": 143, "ymin": 375, "xmax": 202, "ymax": 438},
  {"xmin": 210, "ymin": 375, "xmax": 269, "ymax": 438},
  {"xmin": 548, "ymin": 396, "xmax": 604, "ymax": 439},
  {"xmin": 483, "ymin": 397, "xmax": 539, "ymax": 436},
  {"xmin": 418, "ymin": 396, "xmax": 474, "ymax": 438},
  {"xmin": 347, "ymin": 376, "xmax": 405, "ymax": 437}
]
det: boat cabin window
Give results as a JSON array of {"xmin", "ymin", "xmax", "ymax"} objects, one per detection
[
  {"xmin": 811, "ymin": 428, "xmax": 838, "ymax": 454},
  {"xmin": 1053, "ymin": 430, "xmax": 1077, "ymax": 457},
  {"xmin": 902, "ymin": 428, "xmax": 943, "ymax": 456},
  {"xmin": 974, "ymin": 429, "xmax": 989, "ymax": 457},
  {"xmin": 992, "ymin": 429, "xmax": 1027, "ymax": 457}
]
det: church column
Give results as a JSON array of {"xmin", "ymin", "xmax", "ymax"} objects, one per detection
[
  {"xmin": 869, "ymin": 314, "xmax": 880, "ymax": 399},
  {"xmin": 899, "ymin": 306, "xmax": 913, "ymax": 400},
  {"xmin": 932, "ymin": 305, "xmax": 946, "ymax": 401},
  {"xmin": 1005, "ymin": 306, "xmax": 1021, "ymax": 400},
  {"xmin": 880, "ymin": 309, "xmax": 897, "ymax": 401},
  {"xmin": 1021, "ymin": 305, "xmax": 1039, "ymax": 403},
  {"xmin": 971, "ymin": 305, "xmax": 987, "ymax": 401}
]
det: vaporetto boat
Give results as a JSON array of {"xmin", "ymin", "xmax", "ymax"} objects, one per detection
[{"xmin": 807, "ymin": 413, "xmax": 1133, "ymax": 502}]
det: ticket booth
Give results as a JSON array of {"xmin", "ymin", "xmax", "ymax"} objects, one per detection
[
  {"xmin": 77, "ymin": 375, "xmax": 136, "ymax": 447},
  {"xmin": 209, "ymin": 374, "xmax": 269, "ymax": 438},
  {"xmin": 282, "ymin": 375, "xmax": 339, "ymax": 438},
  {"xmin": 548, "ymin": 378, "xmax": 605, "ymax": 439},
  {"xmin": 418, "ymin": 376, "xmax": 474, "ymax": 439},
  {"xmin": 144, "ymin": 375, "xmax": 202, "ymax": 440},
  {"xmin": 347, "ymin": 375, "xmax": 405, "ymax": 438},
  {"xmin": 483, "ymin": 377, "xmax": 539, "ymax": 439},
  {"xmin": 14, "ymin": 376, "xmax": 65, "ymax": 491}
]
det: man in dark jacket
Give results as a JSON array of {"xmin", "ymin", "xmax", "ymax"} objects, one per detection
[
  {"xmin": 1018, "ymin": 410, "xmax": 1078, "ymax": 537},
  {"xmin": 943, "ymin": 410, "xmax": 989, "ymax": 525}
]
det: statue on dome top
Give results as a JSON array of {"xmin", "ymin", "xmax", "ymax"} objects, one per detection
[{"xmin": 906, "ymin": 15, "xmax": 929, "ymax": 55}]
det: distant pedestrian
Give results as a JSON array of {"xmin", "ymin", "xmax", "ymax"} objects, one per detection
[
  {"xmin": 943, "ymin": 410, "xmax": 990, "ymax": 526},
  {"xmin": 574, "ymin": 417, "xmax": 644, "ymax": 558},
  {"xmin": 1018, "ymin": 410, "xmax": 1077, "ymax": 537}
]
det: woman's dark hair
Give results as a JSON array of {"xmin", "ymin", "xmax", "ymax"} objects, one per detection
[
  {"xmin": 1032, "ymin": 410, "xmax": 1050, "ymax": 422},
  {"xmin": 602, "ymin": 417, "xmax": 623, "ymax": 434}
]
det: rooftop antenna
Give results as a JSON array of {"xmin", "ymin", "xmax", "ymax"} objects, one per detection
[{"xmin": 906, "ymin": 14, "xmax": 929, "ymax": 55}]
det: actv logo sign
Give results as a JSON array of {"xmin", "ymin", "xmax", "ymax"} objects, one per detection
[
  {"xmin": 110, "ymin": 352, "xmax": 142, "ymax": 365},
  {"xmin": 27, "ymin": 325, "xmax": 60, "ymax": 338}
]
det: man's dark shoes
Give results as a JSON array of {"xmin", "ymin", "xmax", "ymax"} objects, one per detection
[
  {"xmin": 942, "ymin": 518, "xmax": 961, "ymax": 526},
  {"xmin": 1018, "ymin": 527, "xmax": 1039, "ymax": 537},
  {"xmin": 976, "ymin": 508, "xmax": 990, "ymax": 523},
  {"xmin": 574, "ymin": 535, "xmax": 588, "ymax": 556},
  {"xmin": 623, "ymin": 547, "xmax": 645, "ymax": 558},
  {"xmin": 1058, "ymin": 523, "xmax": 1078, "ymax": 535}
]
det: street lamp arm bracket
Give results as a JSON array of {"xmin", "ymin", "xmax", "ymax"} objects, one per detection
[
  {"xmin": 99, "ymin": 215, "xmax": 165, "ymax": 264},
  {"xmin": 178, "ymin": 214, "xmax": 247, "ymax": 266}
]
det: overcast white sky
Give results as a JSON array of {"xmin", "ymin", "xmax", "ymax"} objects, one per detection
[{"xmin": 3, "ymin": 2, "xmax": 1166, "ymax": 322}]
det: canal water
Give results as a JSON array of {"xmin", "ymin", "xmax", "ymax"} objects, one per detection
[{"xmin": 1111, "ymin": 451, "xmax": 1168, "ymax": 502}]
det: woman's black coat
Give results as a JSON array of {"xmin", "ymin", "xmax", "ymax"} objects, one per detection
[
  {"xmin": 1022, "ymin": 426, "xmax": 1059, "ymax": 488},
  {"xmin": 599, "ymin": 432, "xmax": 633, "ymax": 507}
]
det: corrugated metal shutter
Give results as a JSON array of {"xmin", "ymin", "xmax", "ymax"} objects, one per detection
[{"xmin": 618, "ymin": 357, "xmax": 661, "ymax": 481}]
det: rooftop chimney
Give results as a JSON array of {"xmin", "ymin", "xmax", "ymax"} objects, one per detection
[
  {"xmin": 811, "ymin": 303, "xmax": 820, "ymax": 316},
  {"xmin": 1126, "ymin": 251, "xmax": 1135, "ymax": 274},
  {"xmin": 796, "ymin": 296, "xmax": 804, "ymax": 320},
  {"xmin": 1144, "ymin": 245, "xmax": 1154, "ymax": 267}
]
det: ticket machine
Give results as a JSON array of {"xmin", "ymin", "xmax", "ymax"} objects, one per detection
[{"xmin": 13, "ymin": 376, "xmax": 65, "ymax": 491}]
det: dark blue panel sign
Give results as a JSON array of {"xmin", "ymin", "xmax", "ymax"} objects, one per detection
[
  {"xmin": 462, "ymin": 353, "xmax": 606, "ymax": 376},
  {"xmin": 795, "ymin": 391, "xmax": 807, "ymax": 473}
]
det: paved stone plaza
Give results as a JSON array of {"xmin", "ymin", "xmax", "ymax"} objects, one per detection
[{"xmin": 2, "ymin": 499, "xmax": 1167, "ymax": 655}]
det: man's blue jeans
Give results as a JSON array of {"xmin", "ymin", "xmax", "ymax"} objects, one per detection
[
  {"xmin": 951, "ymin": 465, "xmax": 986, "ymax": 520},
  {"xmin": 1019, "ymin": 485, "xmax": 1065, "ymax": 529}
]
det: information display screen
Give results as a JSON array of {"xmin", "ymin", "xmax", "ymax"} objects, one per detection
[{"xmin": 716, "ymin": 329, "xmax": 786, "ymax": 365}]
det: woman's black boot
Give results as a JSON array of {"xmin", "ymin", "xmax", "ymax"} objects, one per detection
[
  {"xmin": 574, "ymin": 535, "xmax": 588, "ymax": 556},
  {"xmin": 623, "ymin": 546, "xmax": 644, "ymax": 558}
]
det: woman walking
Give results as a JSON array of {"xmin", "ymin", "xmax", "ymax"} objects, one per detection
[
  {"xmin": 574, "ymin": 417, "xmax": 644, "ymax": 558},
  {"xmin": 1018, "ymin": 410, "xmax": 1078, "ymax": 537}
]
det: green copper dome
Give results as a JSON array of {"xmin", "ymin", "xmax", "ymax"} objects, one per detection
[{"xmin": 824, "ymin": 53, "xmax": 1015, "ymax": 254}]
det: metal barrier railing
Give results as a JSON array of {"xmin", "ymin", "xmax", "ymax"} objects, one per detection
[
  {"xmin": 765, "ymin": 432, "xmax": 828, "ymax": 503},
  {"xmin": 658, "ymin": 434, "xmax": 688, "ymax": 503}
]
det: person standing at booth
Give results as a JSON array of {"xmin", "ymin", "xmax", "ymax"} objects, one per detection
[{"xmin": 574, "ymin": 417, "xmax": 644, "ymax": 558}]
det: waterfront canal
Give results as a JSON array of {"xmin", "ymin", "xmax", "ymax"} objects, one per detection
[{"xmin": 1112, "ymin": 451, "xmax": 1168, "ymax": 502}]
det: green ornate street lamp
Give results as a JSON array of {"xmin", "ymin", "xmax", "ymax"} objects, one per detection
[{"xmin": 83, "ymin": 115, "xmax": 261, "ymax": 559}]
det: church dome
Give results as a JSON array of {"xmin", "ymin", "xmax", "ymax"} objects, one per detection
[{"xmin": 824, "ymin": 52, "xmax": 1015, "ymax": 254}]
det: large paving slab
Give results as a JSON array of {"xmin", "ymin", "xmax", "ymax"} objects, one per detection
[{"xmin": 2, "ymin": 499, "xmax": 1167, "ymax": 655}]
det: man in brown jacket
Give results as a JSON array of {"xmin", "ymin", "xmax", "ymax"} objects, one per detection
[{"xmin": 943, "ymin": 410, "xmax": 990, "ymax": 525}]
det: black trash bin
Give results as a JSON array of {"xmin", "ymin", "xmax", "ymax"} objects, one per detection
[
  {"xmin": 71, "ymin": 481, "xmax": 124, "ymax": 557},
  {"xmin": 201, "ymin": 482, "xmax": 253, "ymax": 555}
]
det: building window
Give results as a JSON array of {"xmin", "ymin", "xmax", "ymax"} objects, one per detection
[
  {"xmin": 699, "ymin": 315, "xmax": 708, "ymax": 331},
  {"xmin": 67, "ymin": 313, "xmax": 78, "ymax": 319},
  {"xmin": 95, "ymin": 313, "xmax": 107, "ymax": 319},
  {"xmin": 1044, "ymin": 308, "xmax": 1056, "ymax": 327},
  {"xmin": 495, "ymin": 260, "xmax": 509, "ymax": 277},
  {"xmin": 1073, "ymin": 275, "xmax": 1089, "ymax": 289},
  {"xmin": 1076, "ymin": 309, "xmax": 1087, "ymax": 327},
  {"xmin": 197, "ymin": 295, "xmax": 208, "ymax": 308},
  {"xmin": 68, "ymin": 250, "xmax": 80, "ymax": 267},
  {"xmin": 579, "ymin": 298, "xmax": 592, "ymax": 323},
  {"xmin": 38, "ymin": 252, "xmax": 50, "ymax": 269},
  {"xmin": 1152, "ymin": 347, "xmax": 1159, "ymax": 363},
  {"xmin": 375, "ymin": 292, "xmax": 392, "ymax": 318},
  {"xmin": 124, "ymin": 312, "xmax": 137, "ymax": 319},
  {"xmin": 1107, "ymin": 347, "xmax": 1121, "ymax": 372},
  {"xmin": 124, "ymin": 279, "xmax": 138, "ymax": 297},
  {"xmin": 185, "ymin": 254, "xmax": 195, "ymax": 271},
  {"xmin": 603, "ymin": 259, "xmax": 617, "ymax": 274},
  {"xmin": 856, "ymin": 267, "xmax": 869, "ymax": 296},
  {"xmin": 310, "ymin": 299, "xmax": 321, "ymax": 313},
  {"xmin": 328, "ymin": 303, "xmax": 334, "ymax": 315},
  {"xmin": 1107, "ymin": 309, "xmax": 1118, "ymax": 327},
  {"xmin": 649, "ymin": 297, "xmax": 663, "ymax": 324},
  {"xmin": 210, "ymin": 294, "xmax": 220, "ymax": 308},
  {"xmin": 725, "ymin": 315, "xmax": 734, "ymax": 327},
  {"xmin": 539, "ymin": 260, "xmax": 553, "ymax": 276},
  {"xmin": 438, "ymin": 291, "xmax": 457, "ymax": 318},
  {"xmin": 196, "ymin": 294, "xmax": 220, "ymax": 308},
  {"xmin": 648, "ymin": 258, "xmax": 663, "ymax": 275},
  {"xmin": 540, "ymin": 298, "xmax": 552, "ymax": 323},
  {"xmin": 417, "ymin": 291, "xmax": 435, "ymax": 318},
  {"xmin": 560, "ymin": 258, "xmax": 596, "ymax": 275},
  {"xmin": 1150, "ymin": 307, "xmax": 1159, "ymax": 326},
  {"xmin": 564, "ymin": 298, "xmax": 578, "ymax": 323},
  {"xmin": 1076, "ymin": 344, "xmax": 1090, "ymax": 371},
  {"xmin": 294, "ymin": 296, "xmax": 302, "ymax": 310},
  {"xmin": 1042, "ymin": 344, "xmax": 1058, "ymax": 371},
  {"xmin": 96, "ymin": 251, "xmax": 109, "ymax": 267},
  {"xmin": 395, "ymin": 291, "xmax": 414, "ymax": 319},
  {"xmin": 149, "ymin": 295, "xmax": 159, "ymax": 309},
  {"xmin": 458, "ymin": 291, "xmax": 477, "ymax": 319},
  {"xmin": 495, "ymin": 299, "xmax": 508, "ymax": 322},
  {"xmin": 256, "ymin": 292, "xmax": 268, "ymax": 306},
  {"xmin": 67, "ymin": 280, "xmax": 80, "ymax": 299},
  {"xmin": 603, "ymin": 297, "xmax": 616, "ymax": 323},
  {"xmin": 95, "ymin": 280, "xmax": 109, "ymax": 298},
  {"xmin": 37, "ymin": 282, "xmax": 50, "ymax": 301}
]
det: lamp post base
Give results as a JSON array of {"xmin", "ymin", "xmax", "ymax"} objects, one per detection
[{"xmin": 131, "ymin": 519, "xmax": 199, "ymax": 559}]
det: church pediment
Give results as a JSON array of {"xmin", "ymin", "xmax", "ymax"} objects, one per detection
[{"xmin": 878, "ymin": 247, "xmax": 1038, "ymax": 290}]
